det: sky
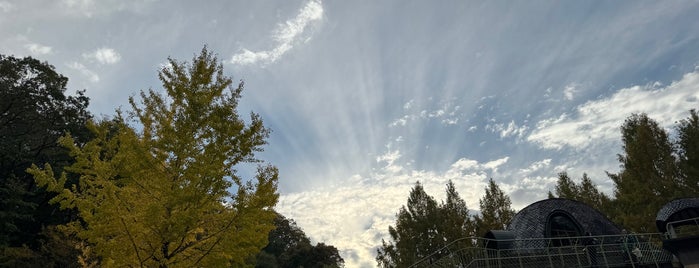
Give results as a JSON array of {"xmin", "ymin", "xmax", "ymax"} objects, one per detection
[{"xmin": 3, "ymin": 1, "xmax": 699, "ymax": 267}]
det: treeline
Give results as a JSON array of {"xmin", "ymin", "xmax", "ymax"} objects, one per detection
[
  {"xmin": 0, "ymin": 51, "xmax": 343, "ymax": 267},
  {"xmin": 376, "ymin": 110, "xmax": 699, "ymax": 267},
  {"xmin": 376, "ymin": 179, "xmax": 515, "ymax": 267},
  {"xmin": 554, "ymin": 111, "xmax": 699, "ymax": 232}
]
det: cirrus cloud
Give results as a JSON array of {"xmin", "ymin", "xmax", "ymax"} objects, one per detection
[{"xmin": 229, "ymin": 0, "xmax": 323, "ymax": 66}]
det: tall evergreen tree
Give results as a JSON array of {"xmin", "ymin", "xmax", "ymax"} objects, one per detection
[
  {"xmin": 474, "ymin": 179, "xmax": 515, "ymax": 237},
  {"xmin": 377, "ymin": 181, "xmax": 474, "ymax": 268},
  {"xmin": 553, "ymin": 172, "xmax": 580, "ymax": 200},
  {"xmin": 29, "ymin": 47, "xmax": 278, "ymax": 267},
  {"xmin": 440, "ymin": 181, "xmax": 475, "ymax": 247},
  {"xmin": 377, "ymin": 181, "xmax": 439, "ymax": 267},
  {"xmin": 578, "ymin": 174, "xmax": 612, "ymax": 214},
  {"xmin": 676, "ymin": 109, "xmax": 699, "ymax": 196},
  {"xmin": 608, "ymin": 113, "xmax": 680, "ymax": 232},
  {"xmin": 550, "ymin": 172, "xmax": 611, "ymax": 215}
]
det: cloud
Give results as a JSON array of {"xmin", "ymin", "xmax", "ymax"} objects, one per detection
[
  {"xmin": 403, "ymin": 99, "xmax": 415, "ymax": 110},
  {"xmin": 24, "ymin": 43, "xmax": 52, "ymax": 55},
  {"xmin": 519, "ymin": 159, "xmax": 552, "ymax": 174},
  {"xmin": 389, "ymin": 100, "xmax": 462, "ymax": 127},
  {"xmin": 229, "ymin": 0, "xmax": 323, "ymax": 65},
  {"xmin": 83, "ymin": 47, "xmax": 121, "ymax": 64},
  {"xmin": 388, "ymin": 115, "xmax": 409, "ymax": 127},
  {"xmin": 528, "ymin": 70, "xmax": 699, "ymax": 150},
  {"xmin": 563, "ymin": 83, "xmax": 579, "ymax": 101},
  {"xmin": 276, "ymin": 153, "xmax": 508, "ymax": 267},
  {"xmin": 0, "ymin": 1, "xmax": 14, "ymax": 12},
  {"xmin": 486, "ymin": 120, "xmax": 529, "ymax": 139},
  {"xmin": 66, "ymin": 61, "xmax": 99, "ymax": 82}
]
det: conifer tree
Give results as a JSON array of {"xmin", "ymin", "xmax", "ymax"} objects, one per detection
[
  {"xmin": 608, "ymin": 113, "xmax": 679, "ymax": 232},
  {"xmin": 550, "ymin": 172, "xmax": 611, "ymax": 215},
  {"xmin": 578, "ymin": 174, "xmax": 612, "ymax": 214},
  {"xmin": 676, "ymin": 109, "xmax": 699, "ymax": 196},
  {"xmin": 474, "ymin": 178, "xmax": 515, "ymax": 237},
  {"xmin": 29, "ymin": 47, "xmax": 278, "ymax": 267},
  {"xmin": 377, "ymin": 181, "xmax": 439, "ymax": 267},
  {"xmin": 553, "ymin": 172, "xmax": 580, "ymax": 200},
  {"xmin": 440, "ymin": 181, "xmax": 475, "ymax": 247},
  {"xmin": 377, "ymin": 181, "xmax": 474, "ymax": 267}
]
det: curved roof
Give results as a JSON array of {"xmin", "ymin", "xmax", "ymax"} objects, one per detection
[
  {"xmin": 507, "ymin": 198, "xmax": 621, "ymax": 241},
  {"xmin": 656, "ymin": 198, "xmax": 699, "ymax": 233}
]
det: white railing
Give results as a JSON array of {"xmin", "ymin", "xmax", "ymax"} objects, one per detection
[
  {"xmin": 665, "ymin": 216, "xmax": 699, "ymax": 239},
  {"xmin": 409, "ymin": 233, "xmax": 673, "ymax": 268}
]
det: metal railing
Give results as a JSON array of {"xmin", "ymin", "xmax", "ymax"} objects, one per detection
[
  {"xmin": 409, "ymin": 233, "xmax": 673, "ymax": 268},
  {"xmin": 665, "ymin": 216, "xmax": 699, "ymax": 239}
]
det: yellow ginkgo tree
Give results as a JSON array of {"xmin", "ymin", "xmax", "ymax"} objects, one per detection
[{"xmin": 29, "ymin": 47, "xmax": 278, "ymax": 267}]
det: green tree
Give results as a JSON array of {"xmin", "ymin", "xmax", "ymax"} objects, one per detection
[
  {"xmin": 474, "ymin": 178, "xmax": 515, "ymax": 237},
  {"xmin": 377, "ymin": 181, "xmax": 475, "ymax": 267},
  {"xmin": 282, "ymin": 243, "xmax": 344, "ymax": 268},
  {"xmin": 676, "ymin": 109, "xmax": 699, "ymax": 196},
  {"xmin": 439, "ymin": 181, "xmax": 475, "ymax": 248},
  {"xmin": 577, "ymin": 174, "xmax": 612, "ymax": 213},
  {"xmin": 0, "ymin": 54, "xmax": 91, "ymax": 265},
  {"xmin": 377, "ymin": 181, "xmax": 441, "ymax": 267},
  {"xmin": 608, "ymin": 113, "xmax": 680, "ymax": 232},
  {"xmin": 552, "ymin": 172, "xmax": 579, "ymax": 200},
  {"xmin": 254, "ymin": 213, "xmax": 344, "ymax": 268},
  {"xmin": 549, "ymin": 172, "xmax": 611, "ymax": 215},
  {"xmin": 29, "ymin": 47, "xmax": 278, "ymax": 267}
]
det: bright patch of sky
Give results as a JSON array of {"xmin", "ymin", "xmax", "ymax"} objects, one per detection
[{"xmin": 3, "ymin": 1, "xmax": 699, "ymax": 267}]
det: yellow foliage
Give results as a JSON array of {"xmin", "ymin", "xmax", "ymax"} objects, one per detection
[{"xmin": 28, "ymin": 47, "xmax": 278, "ymax": 267}]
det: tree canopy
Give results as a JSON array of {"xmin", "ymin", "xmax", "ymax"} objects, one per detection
[
  {"xmin": 1, "ymin": 54, "xmax": 92, "ymax": 266},
  {"xmin": 474, "ymin": 178, "xmax": 515, "ymax": 237},
  {"xmin": 29, "ymin": 47, "xmax": 279, "ymax": 267},
  {"xmin": 377, "ymin": 180, "xmax": 477, "ymax": 268},
  {"xmin": 607, "ymin": 113, "xmax": 681, "ymax": 232},
  {"xmin": 548, "ymin": 172, "xmax": 611, "ymax": 215},
  {"xmin": 254, "ymin": 213, "xmax": 344, "ymax": 268}
]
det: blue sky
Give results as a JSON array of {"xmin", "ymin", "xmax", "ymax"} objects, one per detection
[{"xmin": 3, "ymin": 1, "xmax": 699, "ymax": 266}]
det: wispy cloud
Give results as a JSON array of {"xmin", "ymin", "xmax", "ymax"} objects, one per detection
[
  {"xmin": 24, "ymin": 43, "xmax": 52, "ymax": 55},
  {"xmin": 486, "ymin": 120, "xmax": 529, "ymax": 139},
  {"xmin": 66, "ymin": 61, "xmax": 99, "ymax": 82},
  {"xmin": 83, "ymin": 47, "xmax": 121, "ymax": 64},
  {"xmin": 389, "ymin": 100, "xmax": 462, "ymax": 127},
  {"xmin": 229, "ymin": 0, "xmax": 323, "ymax": 65},
  {"xmin": 528, "ymin": 70, "xmax": 699, "ymax": 150}
]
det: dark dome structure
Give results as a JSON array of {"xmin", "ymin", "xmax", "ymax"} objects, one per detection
[
  {"xmin": 656, "ymin": 197, "xmax": 699, "ymax": 267},
  {"xmin": 412, "ymin": 198, "xmax": 678, "ymax": 267},
  {"xmin": 507, "ymin": 198, "xmax": 621, "ymax": 246},
  {"xmin": 655, "ymin": 197, "xmax": 699, "ymax": 233}
]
